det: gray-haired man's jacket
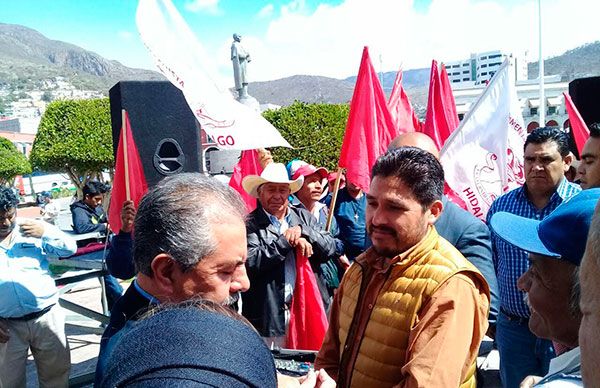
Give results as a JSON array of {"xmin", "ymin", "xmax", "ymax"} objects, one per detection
[{"xmin": 243, "ymin": 204, "xmax": 337, "ymax": 337}]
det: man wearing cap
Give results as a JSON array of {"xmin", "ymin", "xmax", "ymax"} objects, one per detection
[
  {"xmin": 486, "ymin": 126, "xmax": 580, "ymax": 387},
  {"xmin": 579, "ymin": 200, "xmax": 600, "ymax": 387},
  {"xmin": 288, "ymin": 160, "xmax": 345, "ymax": 310},
  {"xmin": 242, "ymin": 163, "xmax": 337, "ymax": 347},
  {"xmin": 578, "ymin": 123, "xmax": 600, "ymax": 189},
  {"xmin": 489, "ymin": 188, "xmax": 600, "ymax": 387},
  {"xmin": 315, "ymin": 148, "xmax": 490, "ymax": 387}
]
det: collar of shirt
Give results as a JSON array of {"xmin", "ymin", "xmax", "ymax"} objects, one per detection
[
  {"xmin": 291, "ymin": 196, "xmax": 325, "ymax": 219},
  {"xmin": 518, "ymin": 178, "xmax": 576, "ymax": 206},
  {"xmin": 133, "ymin": 279, "xmax": 160, "ymax": 305},
  {"xmin": 263, "ymin": 208, "xmax": 291, "ymax": 234}
]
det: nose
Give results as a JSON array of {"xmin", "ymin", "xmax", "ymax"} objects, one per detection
[
  {"xmin": 368, "ymin": 205, "xmax": 386, "ymax": 227},
  {"xmin": 231, "ymin": 264, "xmax": 250, "ymax": 293},
  {"xmin": 517, "ymin": 269, "xmax": 532, "ymax": 292},
  {"xmin": 577, "ymin": 162, "xmax": 585, "ymax": 177}
]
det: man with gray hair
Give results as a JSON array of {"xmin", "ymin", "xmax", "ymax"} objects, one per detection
[
  {"xmin": 489, "ymin": 188, "xmax": 600, "ymax": 386},
  {"xmin": 94, "ymin": 173, "xmax": 250, "ymax": 383}
]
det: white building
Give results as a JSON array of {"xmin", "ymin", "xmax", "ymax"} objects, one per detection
[
  {"xmin": 452, "ymin": 74, "xmax": 569, "ymax": 133},
  {"xmin": 445, "ymin": 50, "xmax": 528, "ymax": 86}
]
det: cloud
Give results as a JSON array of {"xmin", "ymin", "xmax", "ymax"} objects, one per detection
[
  {"xmin": 185, "ymin": 0, "xmax": 221, "ymax": 15},
  {"xmin": 257, "ymin": 4, "xmax": 275, "ymax": 19},
  {"xmin": 213, "ymin": 0, "xmax": 600, "ymax": 82},
  {"xmin": 118, "ymin": 30, "xmax": 133, "ymax": 41}
]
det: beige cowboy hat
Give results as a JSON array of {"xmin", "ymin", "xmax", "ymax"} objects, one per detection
[{"xmin": 242, "ymin": 163, "xmax": 304, "ymax": 198}]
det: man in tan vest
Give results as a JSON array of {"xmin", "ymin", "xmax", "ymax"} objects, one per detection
[{"xmin": 315, "ymin": 147, "xmax": 490, "ymax": 388}]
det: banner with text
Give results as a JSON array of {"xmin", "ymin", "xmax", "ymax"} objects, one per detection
[
  {"xmin": 136, "ymin": 0, "xmax": 290, "ymax": 150},
  {"xmin": 440, "ymin": 60, "xmax": 527, "ymax": 221}
]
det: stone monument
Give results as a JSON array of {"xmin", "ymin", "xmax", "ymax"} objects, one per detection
[{"xmin": 231, "ymin": 33, "xmax": 259, "ymax": 111}]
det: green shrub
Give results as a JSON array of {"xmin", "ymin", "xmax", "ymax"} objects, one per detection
[
  {"xmin": 263, "ymin": 101, "xmax": 349, "ymax": 171},
  {"xmin": 30, "ymin": 98, "xmax": 114, "ymax": 192},
  {"xmin": 0, "ymin": 138, "xmax": 31, "ymax": 185}
]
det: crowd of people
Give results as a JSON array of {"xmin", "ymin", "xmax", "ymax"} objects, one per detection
[{"xmin": 0, "ymin": 125, "xmax": 599, "ymax": 387}]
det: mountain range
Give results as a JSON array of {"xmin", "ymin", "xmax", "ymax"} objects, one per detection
[{"xmin": 1, "ymin": 22, "xmax": 599, "ymax": 111}]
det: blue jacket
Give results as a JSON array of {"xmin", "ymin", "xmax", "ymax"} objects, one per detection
[
  {"xmin": 70, "ymin": 200, "xmax": 107, "ymax": 234},
  {"xmin": 105, "ymin": 232, "xmax": 135, "ymax": 280}
]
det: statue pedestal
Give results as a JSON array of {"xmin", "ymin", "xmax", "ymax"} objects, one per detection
[{"xmin": 237, "ymin": 95, "xmax": 260, "ymax": 112}]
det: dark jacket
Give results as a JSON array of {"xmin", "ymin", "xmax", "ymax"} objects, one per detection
[
  {"xmin": 70, "ymin": 200, "xmax": 107, "ymax": 234},
  {"xmin": 242, "ymin": 205, "xmax": 336, "ymax": 337},
  {"xmin": 95, "ymin": 283, "xmax": 153, "ymax": 386},
  {"xmin": 435, "ymin": 196, "xmax": 499, "ymax": 326},
  {"xmin": 106, "ymin": 231, "xmax": 135, "ymax": 280}
]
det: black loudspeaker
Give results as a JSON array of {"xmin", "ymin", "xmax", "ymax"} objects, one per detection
[
  {"xmin": 569, "ymin": 76, "xmax": 600, "ymax": 126},
  {"xmin": 109, "ymin": 81, "xmax": 203, "ymax": 187}
]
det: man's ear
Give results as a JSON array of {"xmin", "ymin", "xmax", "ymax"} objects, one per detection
[
  {"xmin": 563, "ymin": 153, "xmax": 573, "ymax": 171},
  {"xmin": 427, "ymin": 199, "xmax": 444, "ymax": 225},
  {"xmin": 149, "ymin": 254, "xmax": 180, "ymax": 297}
]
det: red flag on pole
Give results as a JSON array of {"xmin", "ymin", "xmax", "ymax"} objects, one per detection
[
  {"xmin": 286, "ymin": 248, "xmax": 328, "ymax": 351},
  {"xmin": 338, "ymin": 46, "xmax": 398, "ymax": 193},
  {"xmin": 563, "ymin": 92, "xmax": 590, "ymax": 155},
  {"xmin": 229, "ymin": 150, "xmax": 263, "ymax": 213},
  {"xmin": 421, "ymin": 60, "xmax": 460, "ymax": 150},
  {"xmin": 388, "ymin": 68, "xmax": 421, "ymax": 134},
  {"xmin": 109, "ymin": 110, "xmax": 148, "ymax": 233}
]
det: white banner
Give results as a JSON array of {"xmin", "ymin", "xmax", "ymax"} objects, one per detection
[
  {"xmin": 440, "ymin": 60, "xmax": 527, "ymax": 221},
  {"xmin": 136, "ymin": 0, "xmax": 291, "ymax": 150}
]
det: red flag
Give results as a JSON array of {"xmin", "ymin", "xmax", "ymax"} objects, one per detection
[
  {"xmin": 229, "ymin": 150, "xmax": 263, "ymax": 213},
  {"xmin": 109, "ymin": 111, "xmax": 148, "ymax": 233},
  {"xmin": 388, "ymin": 68, "xmax": 421, "ymax": 133},
  {"xmin": 563, "ymin": 92, "xmax": 590, "ymax": 155},
  {"xmin": 287, "ymin": 248, "xmax": 328, "ymax": 351},
  {"xmin": 421, "ymin": 60, "xmax": 460, "ymax": 150},
  {"xmin": 338, "ymin": 46, "xmax": 398, "ymax": 192}
]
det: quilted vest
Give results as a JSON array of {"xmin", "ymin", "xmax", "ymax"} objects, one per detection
[{"xmin": 338, "ymin": 227, "xmax": 488, "ymax": 388}]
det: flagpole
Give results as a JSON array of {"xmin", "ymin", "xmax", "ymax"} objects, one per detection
[
  {"xmin": 325, "ymin": 168, "xmax": 344, "ymax": 232},
  {"xmin": 121, "ymin": 109, "xmax": 131, "ymax": 201},
  {"xmin": 538, "ymin": 0, "xmax": 545, "ymax": 126}
]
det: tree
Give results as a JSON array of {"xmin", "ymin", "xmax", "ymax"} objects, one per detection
[
  {"xmin": 41, "ymin": 91, "xmax": 53, "ymax": 103},
  {"xmin": 263, "ymin": 101, "xmax": 349, "ymax": 171},
  {"xmin": 30, "ymin": 98, "xmax": 114, "ymax": 193},
  {"xmin": 0, "ymin": 137, "xmax": 31, "ymax": 186}
]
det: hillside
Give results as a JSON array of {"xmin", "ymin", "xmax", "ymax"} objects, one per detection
[
  {"xmin": 528, "ymin": 41, "xmax": 600, "ymax": 80},
  {"xmin": 0, "ymin": 23, "xmax": 163, "ymax": 92}
]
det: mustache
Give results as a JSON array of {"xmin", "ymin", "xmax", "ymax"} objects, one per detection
[
  {"xmin": 367, "ymin": 225, "xmax": 397, "ymax": 237},
  {"xmin": 223, "ymin": 291, "xmax": 240, "ymax": 307}
]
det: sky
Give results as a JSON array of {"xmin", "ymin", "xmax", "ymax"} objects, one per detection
[{"xmin": 1, "ymin": 0, "xmax": 599, "ymax": 88}]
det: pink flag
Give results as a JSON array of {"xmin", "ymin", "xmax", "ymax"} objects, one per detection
[
  {"xmin": 229, "ymin": 150, "xmax": 263, "ymax": 213},
  {"xmin": 388, "ymin": 68, "xmax": 421, "ymax": 134},
  {"xmin": 338, "ymin": 47, "xmax": 398, "ymax": 192},
  {"xmin": 563, "ymin": 92, "xmax": 590, "ymax": 155},
  {"xmin": 421, "ymin": 60, "xmax": 459, "ymax": 150}
]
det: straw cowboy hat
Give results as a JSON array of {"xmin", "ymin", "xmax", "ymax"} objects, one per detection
[{"xmin": 242, "ymin": 163, "xmax": 304, "ymax": 198}]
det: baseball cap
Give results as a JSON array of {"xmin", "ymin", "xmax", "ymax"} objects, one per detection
[
  {"xmin": 287, "ymin": 159, "xmax": 328, "ymax": 181},
  {"xmin": 490, "ymin": 188, "xmax": 600, "ymax": 266}
]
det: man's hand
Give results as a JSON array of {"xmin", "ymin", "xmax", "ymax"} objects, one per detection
[
  {"xmin": 20, "ymin": 220, "xmax": 45, "ymax": 239},
  {"xmin": 338, "ymin": 255, "xmax": 351, "ymax": 269},
  {"xmin": 520, "ymin": 375, "xmax": 542, "ymax": 388},
  {"xmin": 0, "ymin": 321, "xmax": 9, "ymax": 343},
  {"xmin": 283, "ymin": 226, "xmax": 302, "ymax": 246},
  {"xmin": 120, "ymin": 200, "xmax": 136, "ymax": 233},
  {"xmin": 296, "ymin": 238, "xmax": 313, "ymax": 257},
  {"xmin": 278, "ymin": 369, "xmax": 336, "ymax": 388}
]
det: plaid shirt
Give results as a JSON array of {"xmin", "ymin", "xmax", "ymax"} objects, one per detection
[{"xmin": 487, "ymin": 178, "xmax": 581, "ymax": 318}]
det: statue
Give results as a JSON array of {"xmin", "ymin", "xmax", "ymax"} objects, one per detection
[{"xmin": 231, "ymin": 33, "xmax": 251, "ymax": 100}]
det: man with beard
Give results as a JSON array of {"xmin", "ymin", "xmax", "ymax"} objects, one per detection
[
  {"xmin": 315, "ymin": 148, "xmax": 490, "ymax": 387},
  {"xmin": 95, "ymin": 173, "xmax": 250, "ymax": 383}
]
